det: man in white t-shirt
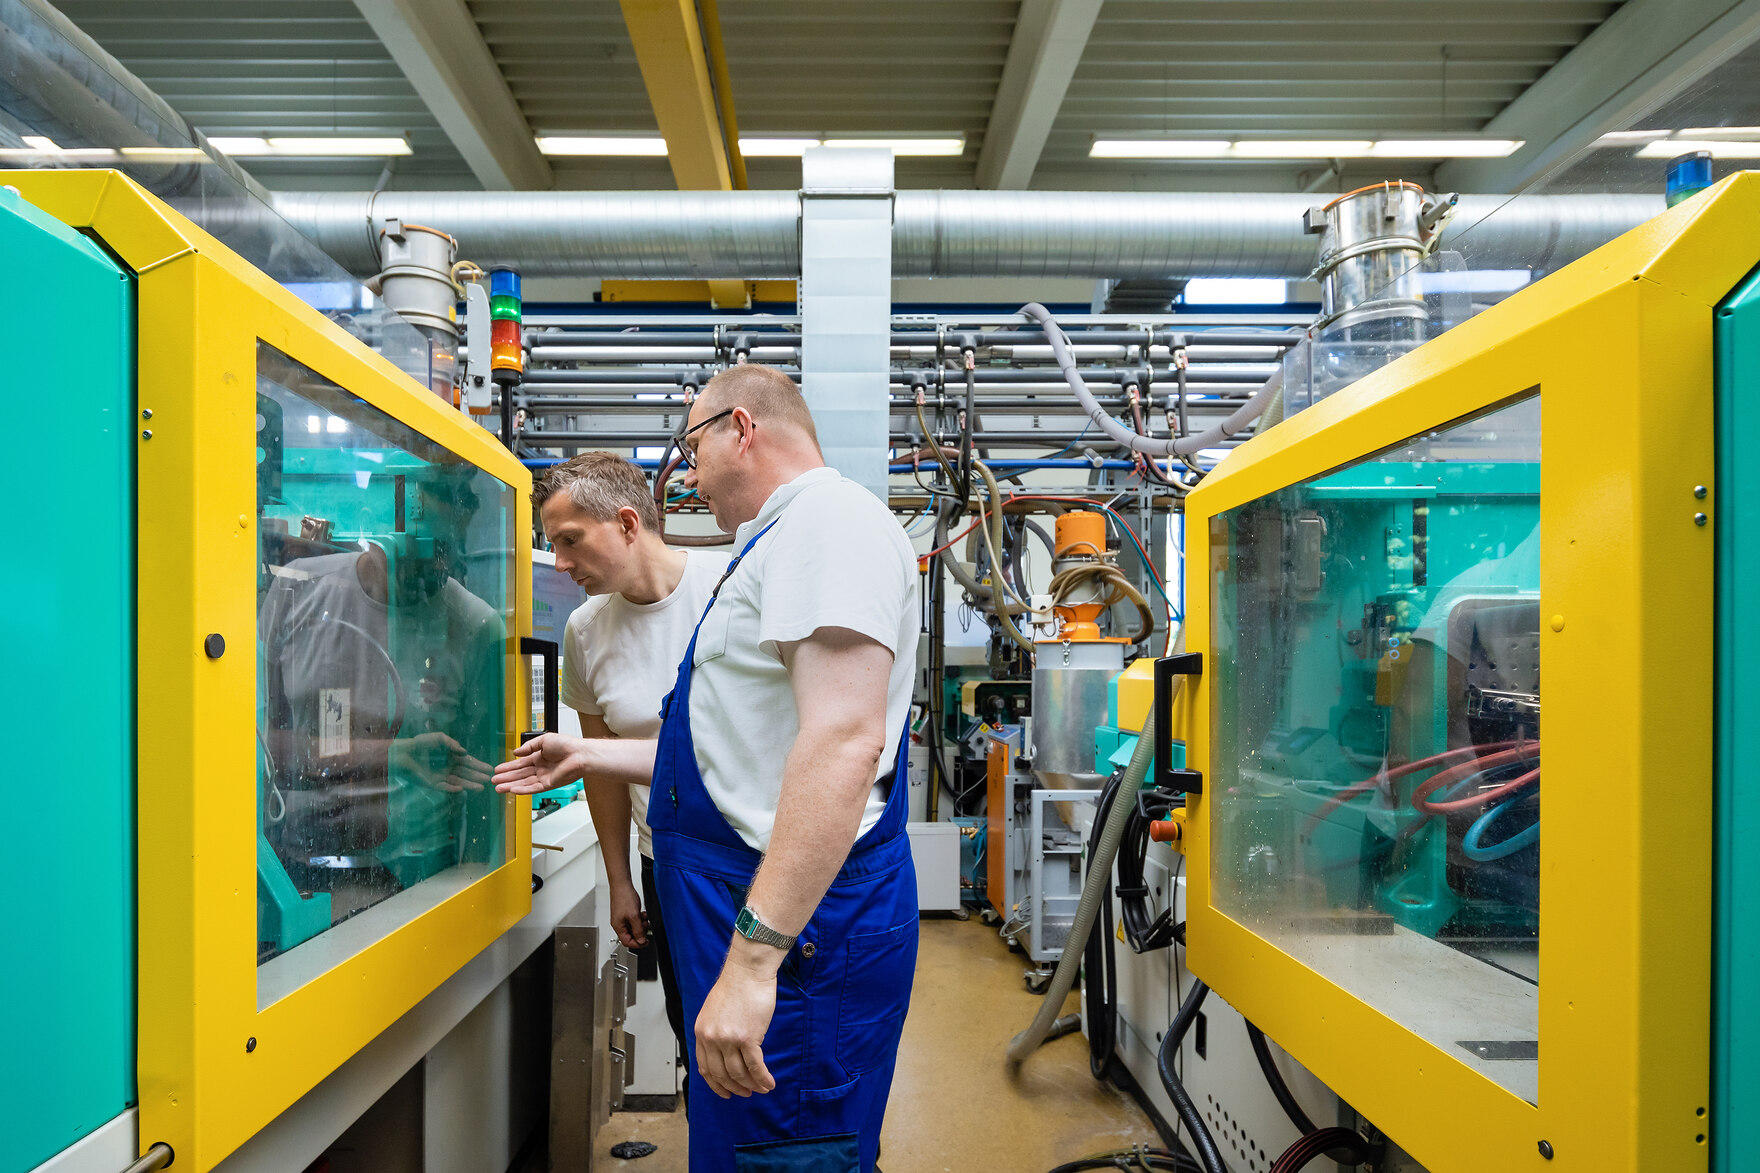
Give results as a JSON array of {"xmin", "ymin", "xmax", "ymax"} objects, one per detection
[
  {"xmin": 497, "ymin": 366, "xmax": 919, "ymax": 1173},
  {"xmin": 531, "ymin": 451, "xmax": 731, "ymax": 1087}
]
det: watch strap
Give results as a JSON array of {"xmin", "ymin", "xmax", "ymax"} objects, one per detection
[{"xmin": 735, "ymin": 904, "xmax": 796, "ymax": 951}]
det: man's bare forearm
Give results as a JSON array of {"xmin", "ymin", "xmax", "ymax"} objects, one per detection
[{"xmin": 579, "ymin": 736, "xmax": 659, "ymax": 787}]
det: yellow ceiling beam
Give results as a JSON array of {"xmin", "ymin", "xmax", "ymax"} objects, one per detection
[{"xmin": 618, "ymin": 0, "xmax": 748, "ymax": 308}]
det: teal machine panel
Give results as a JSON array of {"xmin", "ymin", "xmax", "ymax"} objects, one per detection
[
  {"xmin": 0, "ymin": 193, "xmax": 136, "ymax": 1168},
  {"xmin": 1207, "ymin": 395, "xmax": 1543, "ymax": 1101},
  {"xmin": 1714, "ymin": 265, "xmax": 1760, "ymax": 1173}
]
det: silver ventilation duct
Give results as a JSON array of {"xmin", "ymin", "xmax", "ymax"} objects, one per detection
[{"xmin": 272, "ymin": 187, "xmax": 1665, "ymax": 282}]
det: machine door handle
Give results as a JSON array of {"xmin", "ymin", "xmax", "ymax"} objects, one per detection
[
  {"xmin": 520, "ymin": 636, "xmax": 559, "ymax": 744},
  {"xmin": 1154, "ymin": 653, "xmax": 1203, "ymax": 795}
]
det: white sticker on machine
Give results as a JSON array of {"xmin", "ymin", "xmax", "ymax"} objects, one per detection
[{"xmin": 319, "ymin": 687, "xmax": 351, "ymax": 758}]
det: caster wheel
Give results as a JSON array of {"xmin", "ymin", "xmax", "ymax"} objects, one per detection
[
  {"xmin": 979, "ymin": 908, "xmax": 1000, "ymax": 925},
  {"xmin": 951, "ymin": 907, "xmax": 971, "ymax": 921},
  {"xmin": 1024, "ymin": 971, "xmax": 1052, "ymax": 994}
]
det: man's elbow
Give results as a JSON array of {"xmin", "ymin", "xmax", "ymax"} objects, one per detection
[{"xmin": 804, "ymin": 721, "xmax": 889, "ymax": 778}]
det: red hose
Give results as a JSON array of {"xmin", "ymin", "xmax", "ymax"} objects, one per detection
[
  {"xmin": 1302, "ymin": 739, "xmax": 1533, "ymax": 834},
  {"xmin": 1413, "ymin": 764, "xmax": 1540, "ymax": 815}
]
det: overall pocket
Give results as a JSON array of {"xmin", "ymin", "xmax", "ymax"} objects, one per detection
[
  {"xmin": 835, "ymin": 919, "xmax": 917, "ymax": 1078},
  {"xmin": 692, "ymin": 601, "xmax": 731, "ymax": 666}
]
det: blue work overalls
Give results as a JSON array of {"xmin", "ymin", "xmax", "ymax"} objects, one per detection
[{"xmin": 648, "ymin": 520, "xmax": 919, "ymax": 1173}]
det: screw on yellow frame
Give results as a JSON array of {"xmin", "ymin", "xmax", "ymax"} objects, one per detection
[
  {"xmin": 1181, "ymin": 172, "xmax": 1760, "ymax": 1172},
  {"xmin": 1, "ymin": 170, "xmax": 533, "ymax": 1172}
]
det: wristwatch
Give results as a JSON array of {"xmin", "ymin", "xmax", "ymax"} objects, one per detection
[{"xmin": 734, "ymin": 904, "xmax": 796, "ymax": 951}]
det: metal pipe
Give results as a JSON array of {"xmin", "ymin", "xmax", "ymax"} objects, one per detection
[
  {"xmin": 529, "ymin": 346, "xmax": 798, "ymax": 363},
  {"xmin": 522, "ymin": 430, "xmax": 1162, "ymax": 448},
  {"xmin": 122, "ymin": 1143, "xmax": 175, "ymax": 1173},
  {"xmin": 272, "ymin": 188, "xmax": 1664, "ymax": 280},
  {"xmin": 529, "ymin": 330, "xmax": 800, "ymax": 346},
  {"xmin": 522, "ymin": 368, "xmax": 687, "ymax": 385}
]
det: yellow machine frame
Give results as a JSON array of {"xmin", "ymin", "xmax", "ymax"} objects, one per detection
[
  {"xmin": 1181, "ymin": 173, "xmax": 1760, "ymax": 1171},
  {"xmin": 3, "ymin": 171, "xmax": 533, "ymax": 1172}
]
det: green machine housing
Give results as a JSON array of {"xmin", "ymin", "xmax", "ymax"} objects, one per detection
[{"xmin": 0, "ymin": 193, "xmax": 136, "ymax": 1169}]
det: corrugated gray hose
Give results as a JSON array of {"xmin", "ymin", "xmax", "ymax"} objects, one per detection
[
  {"xmin": 1018, "ymin": 302, "xmax": 1281, "ymax": 457},
  {"xmin": 1007, "ymin": 695, "xmax": 1169, "ymax": 1066}
]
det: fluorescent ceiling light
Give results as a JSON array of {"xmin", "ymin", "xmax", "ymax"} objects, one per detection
[
  {"xmin": 1233, "ymin": 140, "xmax": 1373, "ymax": 158},
  {"xmin": 209, "ymin": 136, "xmax": 410, "ymax": 157},
  {"xmin": 1183, "ymin": 278, "xmax": 1287, "ymax": 305},
  {"xmin": 1678, "ymin": 125, "xmax": 1760, "ymax": 138},
  {"xmin": 821, "ymin": 138, "xmax": 964, "ymax": 156},
  {"xmin": 6, "ymin": 137, "xmax": 122, "ymax": 159},
  {"xmin": 1371, "ymin": 139, "xmax": 1523, "ymax": 157},
  {"xmin": 739, "ymin": 137, "xmax": 818, "ymax": 156},
  {"xmin": 1091, "ymin": 140, "xmax": 1231, "ymax": 158},
  {"xmin": 537, "ymin": 136, "xmax": 667, "ymax": 156},
  {"xmin": 1597, "ymin": 129, "xmax": 1671, "ymax": 144},
  {"xmin": 1637, "ymin": 138, "xmax": 1760, "ymax": 159},
  {"xmin": 538, "ymin": 135, "xmax": 964, "ymax": 158},
  {"xmin": 120, "ymin": 146, "xmax": 210, "ymax": 160},
  {"xmin": 1091, "ymin": 139, "xmax": 1520, "ymax": 160}
]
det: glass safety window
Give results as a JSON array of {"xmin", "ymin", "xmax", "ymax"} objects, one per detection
[
  {"xmin": 1210, "ymin": 393, "xmax": 1541, "ymax": 1102},
  {"xmin": 254, "ymin": 342, "xmax": 514, "ymax": 1005}
]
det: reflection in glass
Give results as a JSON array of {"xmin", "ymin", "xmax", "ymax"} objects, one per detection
[
  {"xmin": 1210, "ymin": 395, "xmax": 1541, "ymax": 1101},
  {"xmin": 255, "ymin": 343, "xmax": 511, "ymax": 979}
]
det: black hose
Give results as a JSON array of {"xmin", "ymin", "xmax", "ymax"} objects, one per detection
[
  {"xmin": 1245, "ymin": 1020, "xmax": 1317, "ymax": 1135},
  {"xmin": 1247, "ymin": 1022, "xmax": 1374, "ymax": 1165},
  {"xmin": 1044, "ymin": 1151, "xmax": 1196, "ymax": 1173},
  {"xmin": 1085, "ymin": 769, "xmax": 1126, "ymax": 1080},
  {"xmin": 924, "ymin": 548, "xmax": 956, "ymax": 819},
  {"xmin": 1044, "ymin": 1151, "xmax": 1197, "ymax": 1173},
  {"xmin": 958, "ymin": 348, "xmax": 976, "ymax": 504},
  {"xmin": 1157, "ymin": 982, "xmax": 1226, "ymax": 1173}
]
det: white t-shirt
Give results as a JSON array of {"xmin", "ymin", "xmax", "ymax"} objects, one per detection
[
  {"xmin": 560, "ymin": 549, "xmax": 731, "ymax": 858},
  {"xmin": 687, "ymin": 466, "xmax": 920, "ymax": 851}
]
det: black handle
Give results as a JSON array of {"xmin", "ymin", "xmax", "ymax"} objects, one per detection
[
  {"xmin": 1154, "ymin": 653, "xmax": 1205, "ymax": 795},
  {"xmin": 521, "ymin": 636, "xmax": 559, "ymax": 744}
]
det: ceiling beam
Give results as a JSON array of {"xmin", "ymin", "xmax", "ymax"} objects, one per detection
[
  {"xmin": 617, "ymin": 0, "xmax": 746, "ymax": 307},
  {"xmin": 351, "ymin": 0, "xmax": 551, "ymax": 192},
  {"xmin": 1437, "ymin": 0, "xmax": 1760, "ymax": 193},
  {"xmin": 975, "ymin": 0, "xmax": 1104, "ymax": 190}
]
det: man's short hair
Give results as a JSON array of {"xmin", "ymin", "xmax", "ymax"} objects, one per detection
[
  {"xmin": 701, "ymin": 364, "xmax": 820, "ymax": 448},
  {"xmin": 531, "ymin": 452, "xmax": 660, "ymax": 533}
]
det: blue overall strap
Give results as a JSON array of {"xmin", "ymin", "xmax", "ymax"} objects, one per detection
[
  {"xmin": 655, "ymin": 517, "xmax": 781, "ymax": 729},
  {"xmin": 711, "ymin": 518, "xmax": 782, "ymax": 601}
]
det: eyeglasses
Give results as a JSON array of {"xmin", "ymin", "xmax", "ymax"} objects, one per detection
[{"xmin": 679, "ymin": 408, "xmax": 735, "ymax": 470}]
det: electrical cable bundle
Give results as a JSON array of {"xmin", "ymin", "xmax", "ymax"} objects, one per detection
[
  {"xmin": 1270, "ymin": 1128, "xmax": 1375, "ymax": 1173},
  {"xmin": 1117, "ymin": 788, "xmax": 1181, "ymax": 953}
]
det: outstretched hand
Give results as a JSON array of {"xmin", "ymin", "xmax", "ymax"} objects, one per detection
[{"xmin": 493, "ymin": 733, "xmax": 589, "ymax": 794}]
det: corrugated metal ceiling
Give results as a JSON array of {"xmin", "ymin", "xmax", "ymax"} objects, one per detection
[{"xmin": 52, "ymin": 0, "xmax": 1630, "ymax": 190}]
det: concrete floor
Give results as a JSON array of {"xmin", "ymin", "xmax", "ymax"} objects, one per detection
[{"xmin": 583, "ymin": 914, "xmax": 1162, "ymax": 1172}]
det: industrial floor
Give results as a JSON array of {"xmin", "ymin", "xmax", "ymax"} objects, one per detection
[{"xmin": 578, "ymin": 914, "xmax": 1163, "ymax": 1172}]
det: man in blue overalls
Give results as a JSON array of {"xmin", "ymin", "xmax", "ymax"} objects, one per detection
[{"xmin": 496, "ymin": 364, "xmax": 921, "ymax": 1172}]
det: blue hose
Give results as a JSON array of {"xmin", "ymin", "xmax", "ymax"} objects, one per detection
[{"xmin": 1462, "ymin": 799, "xmax": 1540, "ymax": 861}]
